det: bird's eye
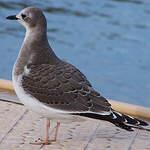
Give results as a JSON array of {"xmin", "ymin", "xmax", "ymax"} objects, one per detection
[{"xmin": 21, "ymin": 14, "xmax": 27, "ymax": 19}]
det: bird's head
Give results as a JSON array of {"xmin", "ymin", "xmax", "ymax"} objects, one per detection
[{"xmin": 6, "ymin": 7, "xmax": 47, "ymax": 31}]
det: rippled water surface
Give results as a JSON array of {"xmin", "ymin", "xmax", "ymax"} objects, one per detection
[{"xmin": 0, "ymin": 0, "xmax": 150, "ymax": 107}]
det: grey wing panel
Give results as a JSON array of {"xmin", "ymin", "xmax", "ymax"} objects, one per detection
[{"xmin": 21, "ymin": 63, "xmax": 111, "ymax": 113}]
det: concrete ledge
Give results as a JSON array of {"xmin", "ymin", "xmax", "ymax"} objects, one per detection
[{"xmin": 0, "ymin": 100, "xmax": 150, "ymax": 150}]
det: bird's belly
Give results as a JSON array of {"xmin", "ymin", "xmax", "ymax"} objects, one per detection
[{"xmin": 12, "ymin": 74, "xmax": 86, "ymax": 123}]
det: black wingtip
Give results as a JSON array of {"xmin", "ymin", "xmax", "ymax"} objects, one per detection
[
  {"xmin": 72, "ymin": 111, "xmax": 149, "ymax": 132},
  {"xmin": 136, "ymin": 118, "xmax": 149, "ymax": 126}
]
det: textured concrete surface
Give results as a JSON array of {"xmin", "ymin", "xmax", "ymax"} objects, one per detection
[{"xmin": 0, "ymin": 100, "xmax": 150, "ymax": 150}]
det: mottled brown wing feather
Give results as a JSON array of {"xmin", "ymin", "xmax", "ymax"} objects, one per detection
[{"xmin": 21, "ymin": 61, "xmax": 111, "ymax": 113}]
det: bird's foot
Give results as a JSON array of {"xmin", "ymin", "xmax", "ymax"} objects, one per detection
[{"xmin": 30, "ymin": 138, "xmax": 57, "ymax": 145}]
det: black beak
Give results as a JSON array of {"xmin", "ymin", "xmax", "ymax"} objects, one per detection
[{"xmin": 6, "ymin": 15, "xmax": 18, "ymax": 20}]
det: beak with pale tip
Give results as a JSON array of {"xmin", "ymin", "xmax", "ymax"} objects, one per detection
[{"xmin": 6, "ymin": 15, "xmax": 18, "ymax": 20}]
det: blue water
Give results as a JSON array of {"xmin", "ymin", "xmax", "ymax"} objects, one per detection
[{"xmin": 0, "ymin": 0, "xmax": 150, "ymax": 107}]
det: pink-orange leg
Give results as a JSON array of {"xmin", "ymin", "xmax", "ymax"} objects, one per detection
[
  {"xmin": 52, "ymin": 122, "xmax": 60, "ymax": 142},
  {"xmin": 30, "ymin": 119, "xmax": 60, "ymax": 145}
]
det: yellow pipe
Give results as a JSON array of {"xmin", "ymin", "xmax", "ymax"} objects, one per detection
[
  {"xmin": 0, "ymin": 79, "xmax": 15, "ymax": 93},
  {"xmin": 109, "ymin": 100, "xmax": 150, "ymax": 121},
  {"xmin": 0, "ymin": 78, "xmax": 150, "ymax": 120}
]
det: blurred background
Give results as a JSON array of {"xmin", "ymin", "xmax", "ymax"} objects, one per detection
[{"xmin": 0, "ymin": 0, "xmax": 150, "ymax": 107}]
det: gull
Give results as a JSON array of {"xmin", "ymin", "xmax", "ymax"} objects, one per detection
[{"xmin": 7, "ymin": 7, "xmax": 148, "ymax": 145}]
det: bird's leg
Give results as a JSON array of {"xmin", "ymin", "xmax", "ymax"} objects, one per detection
[
  {"xmin": 45, "ymin": 119, "xmax": 50, "ymax": 144},
  {"xmin": 30, "ymin": 119, "xmax": 51, "ymax": 145},
  {"xmin": 30, "ymin": 120, "xmax": 60, "ymax": 145},
  {"xmin": 50, "ymin": 122, "xmax": 60, "ymax": 142}
]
